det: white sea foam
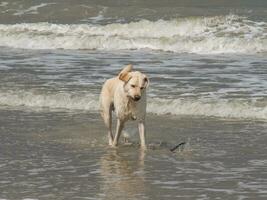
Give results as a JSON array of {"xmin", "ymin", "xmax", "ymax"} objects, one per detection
[
  {"xmin": 148, "ymin": 98, "xmax": 267, "ymax": 120},
  {"xmin": 0, "ymin": 91, "xmax": 99, "ymax": 111},
  {"xmin": 0, "ymin": 90, "xmax": 266, "ymax": 120},
  {"xmin": 0, "ymin": 2, "xmax": 8, "ymax": 7},
  {"xmin": 13, "ymin": 3, "xmax": 54, "ymax": 16},
  {"xmin": 0, "ymin": 15, "xmax": 266, "ymax": 54}
]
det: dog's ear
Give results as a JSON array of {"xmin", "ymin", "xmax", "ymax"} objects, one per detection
[
  {"xmin": 143, "ymin": 76, "xmax": 149, "ymax": 88},
  {"xmin": 119, "ymin": 64, "xmax": 132, "ymax": 82}
]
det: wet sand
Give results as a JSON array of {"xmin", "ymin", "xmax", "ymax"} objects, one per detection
[{"xmin": 1, "ymin": 108, "xmax": 267, "ymax": 199}]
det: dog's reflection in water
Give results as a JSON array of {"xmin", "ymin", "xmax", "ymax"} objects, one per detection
[{"xmin": 99, "ymin": 148, "xmax": 146, "ymax": 199}]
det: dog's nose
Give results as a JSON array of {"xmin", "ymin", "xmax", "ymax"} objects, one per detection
[{"xmin": 133, "ymin": 95, "xmax": 141, "ymax": 101}]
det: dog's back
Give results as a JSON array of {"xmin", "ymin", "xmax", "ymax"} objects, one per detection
[{"xmin": 99, "ymin": 77, "xmax": 118, "ymax": 112}]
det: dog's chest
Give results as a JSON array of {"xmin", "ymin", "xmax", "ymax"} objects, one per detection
[
  {"xmin": 115, "ymin": 100, "xmax": 138, "ymax": 120},
  {"xmin": 113, "ymin": 85, "xmax": 146, "ymax": 121}
]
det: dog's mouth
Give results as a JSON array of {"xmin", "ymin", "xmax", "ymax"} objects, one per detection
[
  {"xmin": 133, "ymin": 96, "xmax": 141, "ymax": 101},
  {"xmin": 128, "ymin": 95, "xmax": 141, "ymax": 102}
]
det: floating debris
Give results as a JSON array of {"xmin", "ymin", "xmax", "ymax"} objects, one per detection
[{"xmin": 170, "ymin": 142, "xmax": 186, "ymax": 153}]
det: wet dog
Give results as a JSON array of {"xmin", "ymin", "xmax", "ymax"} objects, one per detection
[{"xmin": 100, "ymin": 64, "xmax": 149, "ymax": 148}]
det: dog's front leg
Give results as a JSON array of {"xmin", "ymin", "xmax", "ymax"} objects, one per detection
[
  {"xmin": 112, "ymin": 119, "xmax": 124, "ymax": 147},
  {"xmin": 138, "ymin": 121, "xmax": 146, "ymax": 149}
]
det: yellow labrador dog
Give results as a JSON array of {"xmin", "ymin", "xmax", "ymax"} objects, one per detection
[{"xmin": 100, "ymin": 64, "xmax": 149, "ymax": 148}]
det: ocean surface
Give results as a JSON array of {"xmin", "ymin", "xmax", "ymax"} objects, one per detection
[{"xmin": 0, "ymin": 0, "xmax": 267, "ymax": 199}]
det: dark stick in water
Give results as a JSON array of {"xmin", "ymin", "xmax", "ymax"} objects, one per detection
[{"xmin": 170, "ymin": 142, "xmax": 186, "ymax": 152}]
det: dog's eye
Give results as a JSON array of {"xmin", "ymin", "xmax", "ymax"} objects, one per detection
[
  {"xmin": 140, "ymin": 87, "xmax": 144, "ymax": 90},
  {"xmin": 131, "ymin": 85, "xmax": 136, "ymax": 88}
]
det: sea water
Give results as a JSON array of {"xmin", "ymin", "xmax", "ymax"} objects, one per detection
[{"xmin": 0, "ymin": 0, "xmax": 267, "ymax": 199}]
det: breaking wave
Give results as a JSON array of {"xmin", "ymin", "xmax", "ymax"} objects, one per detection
[
  {"xmin": 0, "ymin": 91, "xmax": 98, "ymax": 111},
  {"xmin": 0, "ymin": 90, "xmax": 266, "ymax": 120},
  {"xmin": 0, "ymin": 15, "xmax": 266, "ymax": 54},
  {"xmin": 148, "ymin": 98, "xmax": 267, "ymax": 120}
]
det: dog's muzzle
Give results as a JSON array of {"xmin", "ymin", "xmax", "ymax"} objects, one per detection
[{"xmin": 133, "ymin": 95, "xmax": 141, "ymax": 101}]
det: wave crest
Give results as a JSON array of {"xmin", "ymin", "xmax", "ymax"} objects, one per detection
[
  {"xmin": 0, "ymin": 15, "xmax": 266, "ymax": 54},
  {"xmin": 0, "ymin": 91, "xmax": 98, "ymax": 111},
  {"xmin": 148, "ymin": 98, "xmax": 267, "ymax": 120}
]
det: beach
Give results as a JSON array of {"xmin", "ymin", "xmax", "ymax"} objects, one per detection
[{"xmin": 0, "ymin": 0, "xmax": 267, "ymax": 199}]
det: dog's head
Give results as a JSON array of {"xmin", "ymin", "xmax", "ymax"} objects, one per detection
[{"xmin": 118, "ymin": 64, "xmax": 149, "ymax": 101}]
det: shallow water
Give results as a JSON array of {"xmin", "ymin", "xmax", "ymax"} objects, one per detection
[
  {"xmin": 0, "ymin": 48, "xmax": 266, "ymax": 120},
  {"xmin": 1, "ymin": 109, "xmax": 267, "ymax": 199},
  {"xmin": 0, "ymin": 0, "xmax": 267, "ymax": 199}
]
